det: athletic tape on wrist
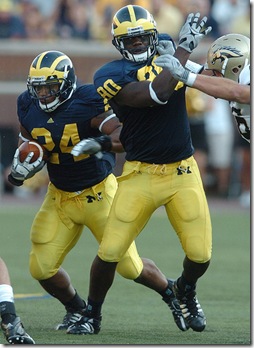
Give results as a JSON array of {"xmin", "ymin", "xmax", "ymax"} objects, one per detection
[
  {"xmin": 149, "ymin": 82, "xmax": 168, "ymax": 105},
  {"xmin": 186, "ymin": 72, "xmax": 197, "ymax": 87},
  {"xmin": 185, "ymin": 60, "xmax": 204, "ymax": 74}
]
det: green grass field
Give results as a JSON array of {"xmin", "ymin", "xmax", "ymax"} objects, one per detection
[{"xmin": 0, "ymin": 200, "xmax": 250, "ymax": 345}]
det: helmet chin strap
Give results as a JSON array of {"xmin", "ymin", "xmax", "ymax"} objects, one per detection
[
  {"xmin": 39, "ymin": 97, "xmax": 61, "ymax": 112},
  {"xmin": 125, "ymin": 47, "xmax": 153, "ymax": 62}
]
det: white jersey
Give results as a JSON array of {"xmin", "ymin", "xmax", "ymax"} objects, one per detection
[{"xmin": 230, "ymin": 64, "xmax": 250, "ymax": 142}]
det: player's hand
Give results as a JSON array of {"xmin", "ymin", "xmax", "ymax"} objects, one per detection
[
  {"xmin": 178, "ymin": 12, "xmax": 212, "ymax": 53},
  {"xmin": 8, "ymin": 149, "xmax": 45, "ymax": 185},
  {"xmin": 157, "ymin": 40, "xmax": 175, "ymax": 56},
  {"xmin": 71, "ymin": 135, "xmax": 112, "ymax": 159},
  {"xmin": 155, "ymin": 54, "xmax": 197, "ymax": 86}
]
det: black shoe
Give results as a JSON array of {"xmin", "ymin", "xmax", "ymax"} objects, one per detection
[
  {"xmin": 173, "ymin": 282, "xmax": 206, "ymax": 332},
  {"xmin": 163, "ymin": 279, "xmax": 189, "ymax": 331},
  {"xmin": 55, "ymin": 312, "xmax": 83, "ymax": 330},
  {"xmin": 1, "ymin": 317, "xmax": 35, "ymax": 344},
  {"xmin": 66, "ymin": 312, "xmax": 101, "ymax": 335},
  {"xmin": 55, "ymin": 303, "xmax": 87, "ymax": 330}
]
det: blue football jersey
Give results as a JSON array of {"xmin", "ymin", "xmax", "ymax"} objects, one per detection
[
  {"xmin": 94, "ymin": 37, "xmax": 194, "ymax": 164},
  {"xmin": 17, "ymin": 84, "xmax": 115, "ymax": 191}
]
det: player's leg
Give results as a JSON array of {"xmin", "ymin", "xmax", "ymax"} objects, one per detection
[
  {"xmin": 165, "ymin": 156, "xmax": 212, "ymax": 332},
  {"xmin": 0, "ymin": 257, "xmax": 35, "ymax": 344},
  {"xmin": 29, "ymin": 183, "xmax": 86, "ymax": 330},
  {"xmin": 67, "ymin": 167, "xmax": 186, "ymax": 334},
  {"xmin": 37, "ymin": 174, "xmax": 118, "ymax": 330}
]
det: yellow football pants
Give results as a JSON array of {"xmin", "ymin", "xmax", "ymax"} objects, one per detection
[
  {"xmin": 29, "ymin": 173, "xmax": 143, "ymax": 280},
  {"xmin": 98, "ymin": 156, "xmax": 212, "ymax": 264}
]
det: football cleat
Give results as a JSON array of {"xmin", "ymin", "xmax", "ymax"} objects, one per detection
[
  {"xmin": 55, "ymin": 307, "xmax": 87, "ymax": 330},
  {"xmin": 163, "ymin": 279, "xmax": 189, "ymax": 331},
  {"xmin": 1, "ymin": 316, "xmax": 35, "ymax": 344},
  {"xmin": 173, "ymin": 281, "xmax": 206, "ymax": 332},
  {"xmin": 66, "ymin": 314, "xmax": 102, "ymax": 335}
]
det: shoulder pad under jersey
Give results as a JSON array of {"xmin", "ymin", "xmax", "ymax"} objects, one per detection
[
  {"xmin": 94, "ymin": 59, "xmax": 144, "ymax": 93},
  {"xmin": 17, "ymin": 90, "xmax": 32, "ymax": 109}
]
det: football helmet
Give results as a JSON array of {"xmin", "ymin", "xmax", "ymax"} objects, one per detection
[
  {"xmin": 111, "ymin": 5, "xmax": 158, "ymax": 63},
  {"xmin": 27, "ymin": 51, "xmax": 77, "ymax": 112},
  {"xmin": 207, "ymin": 34, "xmax": 250, "ymax": 82}
]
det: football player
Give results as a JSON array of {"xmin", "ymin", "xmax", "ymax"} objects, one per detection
[
  {"xmin": 67, "ymin": 5, "xmax": 212, "ymax": 335},
  {"xmin": 7, "ymin": 51, "xmax": 187, "ymax": 332},
  {"xmin": 0, "ymin": 257, "xmax": 35, "ymax": 344},
  {"xmin": 155, "ymin": 34, "xmax": 250, "ymax": 143}
]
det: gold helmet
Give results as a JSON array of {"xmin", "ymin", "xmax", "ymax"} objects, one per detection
[
  {"xmin": 111, "ymin": 5, "xmax": 158, "ymax": 63},
  {"xmin": 27, "ymin": 51, "xmax": 77, "ymax": 112},
  {"xmin": 207, "ymin": 34, "xmax": 250, "ymax": 82}
]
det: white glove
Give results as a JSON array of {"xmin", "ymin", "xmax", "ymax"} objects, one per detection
[
  {"xmin": 71, "ymin": 138, "xmax": 103, "ymax": 159},
  {"xmin": 157, "ymin": 40, "xmax": 175, "ymax": 56},
  {"xmin": 11, "ymin": 149, "xmax": 45, "ymax": 182},
  {"xmin": 178, "ymin": 12, "xmax": 212, "ymax": 53},
  {"xmin": 71, "ymin": 135, "xmax": 112, "ymax": 160},
  {"xmin": 154, "ymin": 55, "xmax": 197, "ymax": 86}
]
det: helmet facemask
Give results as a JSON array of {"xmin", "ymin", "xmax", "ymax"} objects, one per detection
[
  {"xmin": 113, "ymin": 30, "xmax": 158, "ymax": 63},
  {"xmin": 112, "ymin": 5, "xmax": 158, "ymax": 63}
]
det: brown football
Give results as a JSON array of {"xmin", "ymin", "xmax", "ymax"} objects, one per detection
[{"xmin": 18, "ymin": 141, "xmax": 48, "ymax": 163}]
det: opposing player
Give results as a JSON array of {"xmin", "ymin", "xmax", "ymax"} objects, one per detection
[
  {"xmin": 155, "ymin": 34, "xmax": 250, "ymax": 142},
  {"xmin": 68, "ymin": 6, "xmax": 212, "ymax": 334},
  {"xmin": 0, "ymin": 257, "xmax": 35, "ymax": 344},
  {"xmin": 7, "ymin": 51, "xmax": 187, "ymax": 332}
]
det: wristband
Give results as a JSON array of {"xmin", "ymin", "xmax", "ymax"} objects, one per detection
[
  {"xmin": 8, "ymin": 174, "xmax": 24, "ymax": 186},
  {"xmin": 185, "ymin": 72, "xmax": 197, "ymax": 87},
  {"xmin": 149, "ymin": 82, "xmax": 168, "ymax": 105},
  {"xmin": 185, "ymin": 60, "xmax": 204, "ymax": 74},
  {"xmin": 95, "ymin": 135, "xmax": 112, "ymax": 152}
]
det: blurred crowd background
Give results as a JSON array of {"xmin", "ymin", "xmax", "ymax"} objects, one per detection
[
  {"xmin": 0, "ymin": 0, "xmax": 250, "ymax": 41},
  {"xmin": 0, "ymin": 0, "xmax": 251, "ymax": 208}
]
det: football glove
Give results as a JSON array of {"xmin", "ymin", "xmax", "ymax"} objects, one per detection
[
  {"xmin": 178, "ymin": 12, "xmax": 212, "ymax": 53},
  {"xmin": 8, "ymin": 149, "xmax": 45, "ymax": 186},
  {"xmin": 154, "ymin": 55, "xmax": 197, "ymax": 86},
  {"xmin": 71, "ymin": 135, "xmax": 112, "ymax": 159},
  {"xmin": 157, "ymin": 40, "xmax": 175, "ymax": 56}
]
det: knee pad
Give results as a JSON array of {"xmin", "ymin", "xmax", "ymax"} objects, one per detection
[
  {"xmin": 29, "ymin": 251, "xmax": 56, "ymax": 280},
  {"xmin": 116, "ymin": 255, "xmax": 143, "ymax": 280}
]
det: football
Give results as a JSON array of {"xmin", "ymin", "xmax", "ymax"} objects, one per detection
[{"xmin": 18, "ymin": 141, "xmax": 48, "ymax": 163}]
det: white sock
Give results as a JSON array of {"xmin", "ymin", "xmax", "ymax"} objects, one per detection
[{"xmin": 0, "ymin": 284, "xmax": 14, "ymax": 303}]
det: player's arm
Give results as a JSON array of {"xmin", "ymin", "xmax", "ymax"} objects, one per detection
[
  {"xmin": 8, "ymin": 124, "xmax": 45, "ymax": 186},
  {"xmin": 90, "ymin": 110, "xmax": 123, "ymax": 153},
  {"xmin": 115, "ymin": 46, "xmax": 190, "ymax": 108},
  {"xmin": 18, "ymin": 125, "xmax": 33, "ymax": 145},
  {"xmin": 115, "ymin": 13, "xmax": 212, "ymax": 107},
  {"xmin": 71, "ymin": 110, "xmax": 123, "ymax": 158},
  {"xmin": 191, "ymin": 74, "xmax": 250, "ymax": 104},
  {"xmin": 155, "ymin": 54, "xmax": 250, "ymax": 104}
]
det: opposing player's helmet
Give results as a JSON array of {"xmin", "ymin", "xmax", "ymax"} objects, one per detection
[
  {"xmin": 112, "ymin": 5, "xmax": 158, "ymax": 63},
  {"xmin": 27, "ymin": 51, "xmax": 77, "ymax": 112},
  {"xmin": 207, "ymin": 34, "xmax": 250, "ymax": 82}
]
